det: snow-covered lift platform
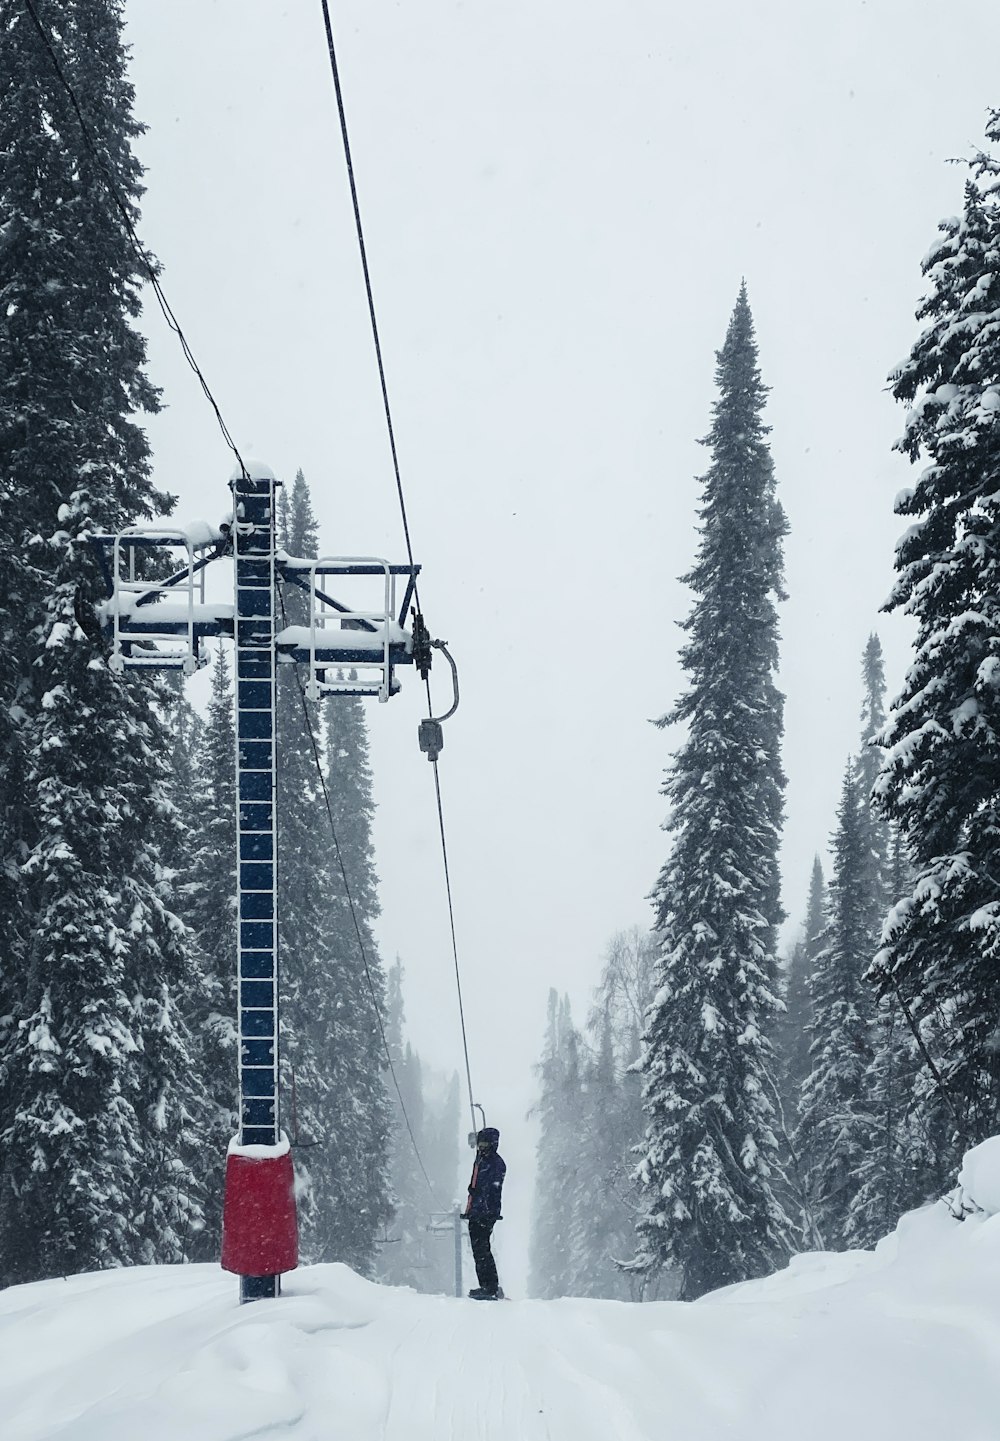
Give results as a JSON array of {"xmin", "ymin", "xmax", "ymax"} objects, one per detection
[{"xmin": 90, "ymin": 533, "xmax": 420, "ymax": 700}]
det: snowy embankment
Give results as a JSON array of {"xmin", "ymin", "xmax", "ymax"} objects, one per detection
[{"xmin": 5, "ymin": 1146, "xmax": 1000, "ymax": 1441}]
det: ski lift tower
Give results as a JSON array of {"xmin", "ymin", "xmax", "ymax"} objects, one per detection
[{"xmin": 91, "ymin": 461, "xmax": 426, "ymax": 1303}]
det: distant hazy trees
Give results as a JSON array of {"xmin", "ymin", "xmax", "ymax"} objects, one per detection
[
  {"xmin": 528, "ymin": 929, "xmax": 654, "ymax": 1300},
  {"xmin": 377, "ymin": 960, "xmax": 461, "ymax": 1296}
]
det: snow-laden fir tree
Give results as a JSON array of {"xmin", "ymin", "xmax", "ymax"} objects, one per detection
[
  {"xmin": 321, "ymin": 679, "xmax": 394, "ymax": 1267},
  {"xmin": 795, "ymin": 763, "xmax": 878, "ymax": 1246},
  {"xmin": 0, "ymin": 0, "xmax": 206, "ymax": 1283},
  {"xmin": 847, "ymin": 635, "xmax": 922, "ymax": 1246},
  {"xmin": 275, "ymin": 473, "xmax": 357, "ymax": 1251},
  {"xmin": 182, "ymin": 646, "xmax": 239, "ymax": 1258},
  {"xmin": 634, "ymin": 285, "xmax": 791, "ymax": 1299},
  {"xmin": 876, "ymin": 117, "xmax": 1000, "ymax": 1177},
  {"xmin": 848, "ymin": 824, "xmax": 928, "ymax": 1242},
  {"xmin": 275, "ymin": 470, "xmax": 392, "ymax": 1271}
]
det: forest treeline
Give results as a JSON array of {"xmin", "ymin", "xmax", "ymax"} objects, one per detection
[
  {"xmin": 0, "ymin": 4, "xmax": 458, "ymax": 1291},
  {"xmin": 529, "ymin": 111, "xmax": 1000, "ymax": 1300}
]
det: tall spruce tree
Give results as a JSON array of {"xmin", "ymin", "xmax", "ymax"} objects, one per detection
[
  {"xmin": 183, "ymin": 645, "xmax": 239, "ymax": 1258},
  {"xmin": 0, "ymin": 0, "xmax": 206, "ymax": 1283},
  {"xmin": 795, "ymin": 763, "xmax": 877, "ymax": 1245},
  {"xmin": 319, "ymin": 677, "xmax": 393, "ymax": 1269},
  {"xmin": 847, "ymin": 635, "xmax": 920, "ymax": 1246},
  {"xmin": 274, "ymin": 473, "xmax": 345, "ymax": 1250},
  {"xmin": 634, "ymin": 286, "xmax": 791, "ymax": 1299},
  {"xmin": 275, "ymin": 470, "xmax": 392, "ymax": 1271},
  {"xmin": 877, "ymin": 117, "xmax": 1000, "ymax": 1175}
]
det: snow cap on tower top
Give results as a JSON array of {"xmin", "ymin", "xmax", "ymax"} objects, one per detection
[{"xmin": 229, "ymin": 459, "xmax": 276, "ymax": 483}]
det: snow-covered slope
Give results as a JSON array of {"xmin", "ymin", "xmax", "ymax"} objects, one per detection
[{"xmin": 5, "ymin": 1151, "xmax": 1000, "ymax": 1441}]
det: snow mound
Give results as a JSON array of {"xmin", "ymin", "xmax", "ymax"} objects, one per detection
[
  {"xmin": 956, "ymin": 1135, "xmax": 1000, "ymax": 1214},
  {"xmin": 5, "ymin": 1150, "xmax": 1000, "ymax": 1440}
]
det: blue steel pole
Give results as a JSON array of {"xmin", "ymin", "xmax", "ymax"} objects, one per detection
[{"xmin": 232, "ymin": 466, "xmax": 281, "ymax": 1303}]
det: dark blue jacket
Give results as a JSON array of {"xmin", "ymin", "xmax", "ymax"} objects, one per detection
[{"xmin": 466, "ymin": 1128, "xmax": 505, "ymax": 1219}]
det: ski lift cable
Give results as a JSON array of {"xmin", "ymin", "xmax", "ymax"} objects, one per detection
[
  {"xmin": 21, "ymin": 0, "xmax": 250, "ymax": 481},
  {"xmin": 277, "ymin": 595, "xmax": 446, "ymax": 1208},
  {"xmin": 429, "ymin": 756, "xmax": 478, "ymax": 1138},
  {"xmin": 317, "ymin": 1, "xmax": 481, "ymax": 1144},
  {"xmin": 317, "ymin": 0, "xmax": 421, "ymax": 610}
]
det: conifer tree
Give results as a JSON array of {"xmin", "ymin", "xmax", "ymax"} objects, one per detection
[
  {"xmin": 634, "ymin": 286, "xmax": 791, "ymax": 1299},
  {"xmin": 847, "ymin": 636, "xmax": 921, "ymax": 1247},
  {"xmin": 877, "ymin": 117, "xmax": 1000, "ymax": 1173},
  {"xmin": 274, "ymin": 473, "xmax": 346, "ymax": 1250},
  {"xmin": 275, "ymin": 469, "xmax": 392, "ymax": 1271},
  {"xmin": 796, "ymin": 764, "xmax": 877, "ymax": 1245},
  {"xmin": 317, "ymin": 681, "xmax": 393, "ymax": 1269},
  {"xmin": 0, "ymin": 0, "xmax": 205, "ymax": 1283},
  {"xmin": 183, "ymin": 646, "xmax": 239, "ymax": 1257}
]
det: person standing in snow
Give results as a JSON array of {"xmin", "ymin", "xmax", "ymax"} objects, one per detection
[{"xmin": 463, "ymin": 1127, "xmax": 505, "ymax": 1299}]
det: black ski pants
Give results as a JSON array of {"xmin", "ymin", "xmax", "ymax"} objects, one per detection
[{"xmin": 468, "ymin": 1217, "xmax": 499, "ymax": 1293}]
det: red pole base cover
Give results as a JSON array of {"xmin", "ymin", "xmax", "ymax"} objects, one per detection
[{"xmin": 221, "ymin": 1149, "xmax": 299, "ymax": 1276}]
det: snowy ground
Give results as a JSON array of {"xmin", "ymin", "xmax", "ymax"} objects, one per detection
[{"xmin": 4, "ymin": 1171, "xmax": 1000, "ymax": 1440}]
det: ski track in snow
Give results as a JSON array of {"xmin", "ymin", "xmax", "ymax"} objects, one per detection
[{"xmin": 5, "ymin": 1204, "xmax": 1000, "ymax": 1441}]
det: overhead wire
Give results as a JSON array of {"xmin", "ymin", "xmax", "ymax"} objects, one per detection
[
  {"xmin": 430, "ymin": 764, "xmax": 478, "ymax": 1139},
  {"xmin": 21, "ymin": 0, "xmax": 249, "ymax": 479},
  {"xmin": 317, "ymin": 0, "xmax": 420, "ymax": 594},
  {"xmin": 317, "ymin": 0, "xmax": 481, "ymax": 1142}
]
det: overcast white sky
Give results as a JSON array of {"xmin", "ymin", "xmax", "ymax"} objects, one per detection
[{"xmin": 123, "ymin": 1, "xmax": 1000, "ymax": 1286}]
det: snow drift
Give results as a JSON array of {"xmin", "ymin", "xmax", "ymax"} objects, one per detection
[{"xmin": 4, "ymin": 1141, "xmax": 1000, "ymax": 1441}]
